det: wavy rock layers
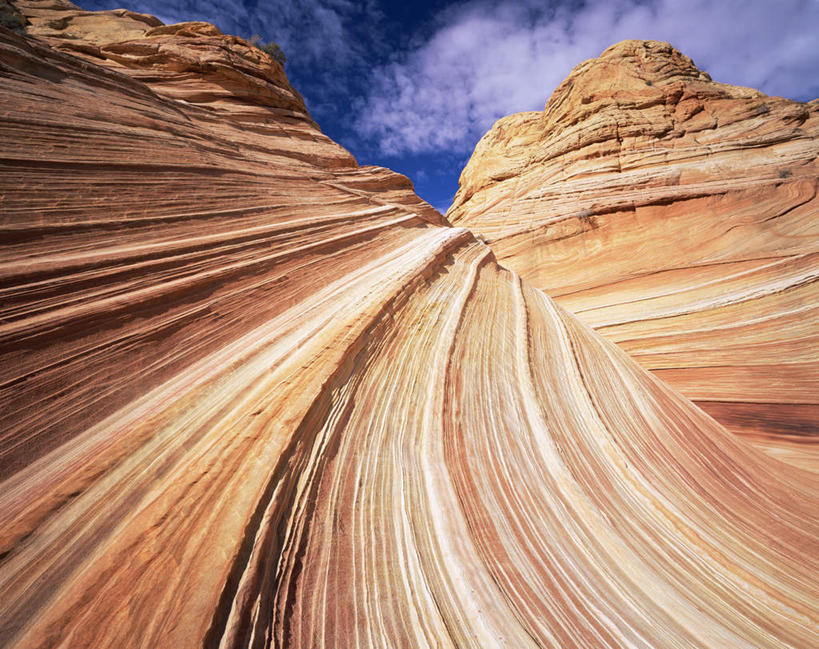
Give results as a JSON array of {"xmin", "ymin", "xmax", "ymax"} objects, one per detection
[
  {"xmin": 1, "ymin": 12, "xmax": 817, "ymax": 649},
  {"xmin": 449, "ymin": 41, "xmax": 819, "ymax": 466},
  {"xmin": 0, "ymin": 3, "xmax": 443, "ymax": 479}
]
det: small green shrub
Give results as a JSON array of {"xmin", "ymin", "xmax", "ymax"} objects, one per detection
[
  {"xmin": 779, "ymin": 169, "xmax": 792, "ymax": 179},
  {"xmin": 248, "ymin": 33, "xmax": 286, "ymax": 66},
  {"xmin": 260, "ymin": 41, "xmax": 286, "ymax": 66}
]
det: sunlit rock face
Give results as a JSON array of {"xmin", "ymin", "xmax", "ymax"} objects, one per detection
[
  {"xmin": 1, "ymin": 7, "xmax": 817, "ymax": 649},
  {"xmin": 449, "ymin": 40, "xmax": 819, "ymax": 467}
]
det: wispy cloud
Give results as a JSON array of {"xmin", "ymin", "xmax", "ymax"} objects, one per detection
[{"xmin": 355, "ymin": 0, "xmax": 819, "ymax": 156}]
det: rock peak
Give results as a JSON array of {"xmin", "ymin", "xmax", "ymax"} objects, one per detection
[
  {"xmin": 593, "ymin": 39, "xmax": 713, "ymax": 86},
  {"xmin": 598, "ymin": 39, "xmax": 707, "ymax": 78},
  {"xmin": 544, "ymin": 39, "xmax": 722, "ymax": 122}
]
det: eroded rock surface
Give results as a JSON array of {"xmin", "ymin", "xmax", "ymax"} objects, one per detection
[
  {"xmin": 449, "ymin": 40, "xmax": 819, "ymax": 466},
  {"xmin": 1, "ymin": 10, "xmax": 817, "ymax": 649}
]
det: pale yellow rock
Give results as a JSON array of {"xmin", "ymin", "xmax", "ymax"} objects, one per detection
[{"xmin": 450, "ymin": 40, "xmax": 819, "ymax": 466}]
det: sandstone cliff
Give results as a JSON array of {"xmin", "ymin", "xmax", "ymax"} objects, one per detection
[
  {"xmin": 449, "ymin": 40, "xmax": 819, "ymax": 467},
  {"xmin": 1, "ymin": 6, "xmax": 817, "ymax": 649}
]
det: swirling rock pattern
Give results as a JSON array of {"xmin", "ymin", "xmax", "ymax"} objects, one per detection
[
  {"xmin": 1, "ymin": 7, "xmax": 817, "ymax": 649},
  {"xmin": 449, "ymin": 40, "xmax": 819, "ymax": 467}
]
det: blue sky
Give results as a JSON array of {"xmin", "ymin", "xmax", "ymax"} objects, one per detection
[{"xmin": 79, "ymin": 0, "xmax": 819, "ymax": 213}]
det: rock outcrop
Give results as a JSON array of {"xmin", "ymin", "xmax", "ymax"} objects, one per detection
[
  {"xmin": 1, "ymin": 7, "xmax": 817, "ymax": 649},
  {"xmin": 449, "ymin": 40, "xmax": 819, "ymax": 467}
]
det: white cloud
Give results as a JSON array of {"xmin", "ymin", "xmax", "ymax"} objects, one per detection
[{"xmin": 356, "ymin": 0, "xmax": 819, "ymax": 156}]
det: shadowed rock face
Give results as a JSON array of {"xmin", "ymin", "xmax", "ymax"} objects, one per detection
[
  {"xmin": 449, "ymin": 40, "xmax": 819, "ymax": 467},
  {"xmin": 0, "ymin": 7, "xmax": 817, "ymax": 649}
]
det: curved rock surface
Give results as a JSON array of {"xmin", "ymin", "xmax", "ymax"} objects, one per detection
[
  {"xmin": 449, "ymin": 40, "xmax": 819, "ymax": 467},
  {"xmin": 1, "ymin": 9, "xmax": 817, "ymax": 649}
]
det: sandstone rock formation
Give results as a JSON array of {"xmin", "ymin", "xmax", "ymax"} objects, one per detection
[
  {"xmin": 449, "ymin": 40, "xmax": 819, "ymax": 467},
  {"xmin": 1, "ymin": 6, "xmax": 817, "ymax": 648}
]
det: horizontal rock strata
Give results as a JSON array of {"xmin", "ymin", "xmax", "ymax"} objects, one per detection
[
  {"xmin": 449, "ymin": 40, "xmax": 819, "ymax": 467},
  {"xmin": 0, "ymin": 9, "xmax": 817, "ymax": 649}
]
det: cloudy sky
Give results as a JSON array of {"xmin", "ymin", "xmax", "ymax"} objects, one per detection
[{"xmin": 79, "ymin": 0, "xmax": 819, "ymax": 212}]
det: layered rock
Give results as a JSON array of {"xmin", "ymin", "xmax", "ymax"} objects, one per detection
[
  {"xmin": 0, "ymin": 9, "xmax": 817, "ymax": 649},
  {"xmin": 449, "ymin": 40, "xmax": 819, "ymax": 467}
]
